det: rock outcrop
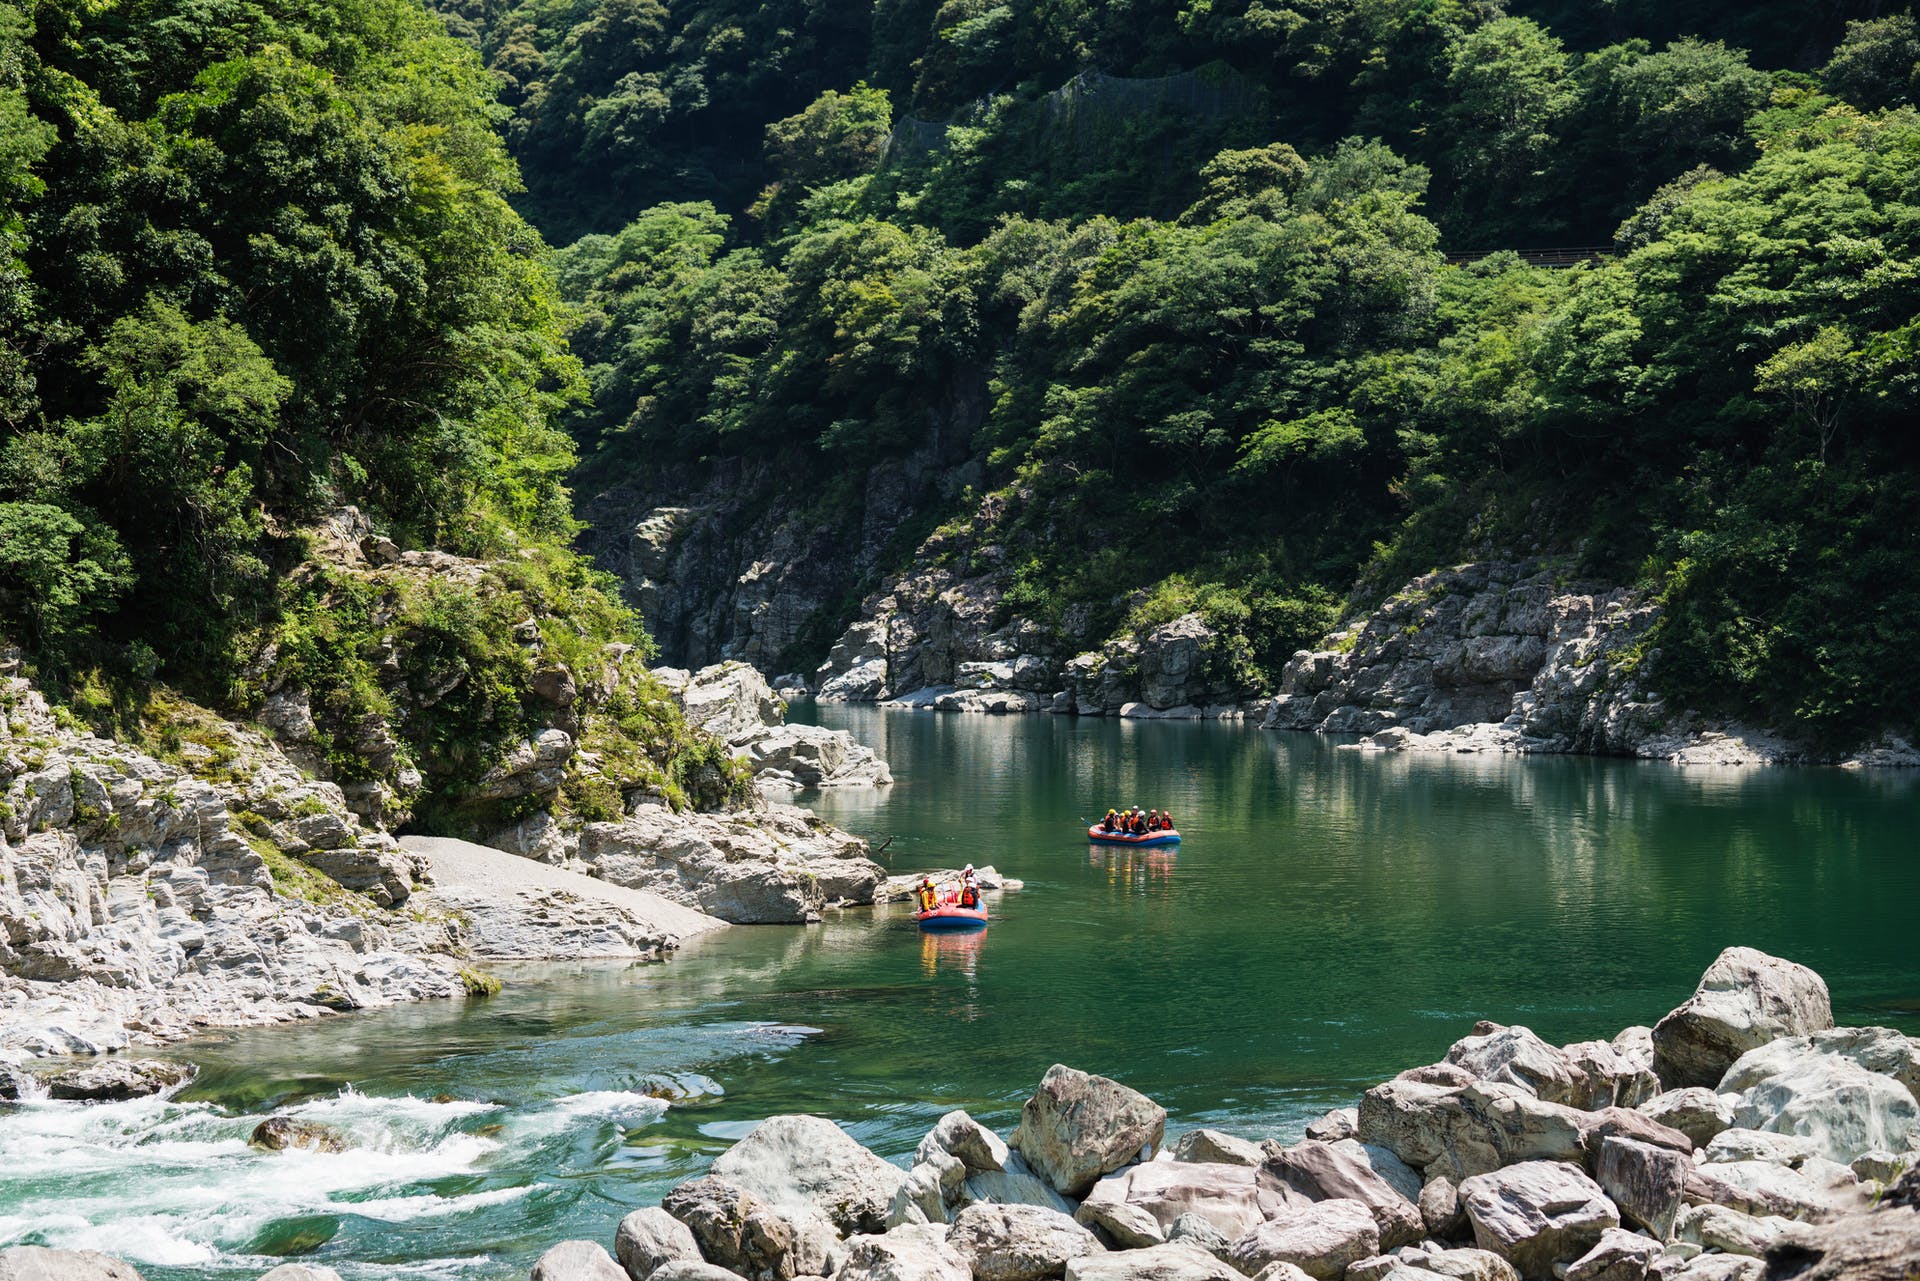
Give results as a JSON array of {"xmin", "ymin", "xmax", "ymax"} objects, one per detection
[
  {"xmin": 654, "ymin": 663, "xmax": 892, "ymax": 791},
  {"xmin": 1261, "ymin": 562, "xmax": 1803, "ymax": 765}
]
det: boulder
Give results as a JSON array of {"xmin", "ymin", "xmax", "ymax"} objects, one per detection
[
  {"xmin": 1722, "ymin": 1044, "xmax": 1920, "ymax": 1164},
  {"xmin": 1378, "ymin": 1245, "xmax": 1518, "ymax": 1281},
  {"xmin": 41, "ymin": 1059, "xmax": 194, "ymax": 1102},
  {"xmin": 1720, "ymin": 1026, "xmax": 1920, "ymax": 1102},
  {"xmin": 892, "ymin": 1163, "xmax": 951, "ymax": 1228},
  {"xmin": 1172, "ymin": 1131, "xmax": 1265, "ymax": 1168},
  {"xmin": 1682, "ymin": 1157, "xmax": 1867, "ymax": 1223},
  {"xmin": 1635, "ymin": 1090, "xmax": 1736, "ymax": 1148},
  {"xmin": 1420, "ymin": 1177, "xmax": 1467, "ymax": 1241},
  {"xmin": 616, "ymin": 1207, "xmax": 703, "ymax": 1281},
  {"xmin": 1446, "ymin": 1025, "xmax": 1591, "ymax": 1108},
  {"xmin": 1262, "ymin": 1140, "xmax": 1424, "ymax": 1248},
  {"xmin": 1078, "ymin": 1160, "xmax": 1287, "ymax": 1244},
  {"xmin": 920, "ymin": 1111, "xmax": 1012, "ymax": 1174},
  {"xmin": 1304, "ymin": 1111, "xmax": 1358, "ymax": 1144},
  {"xmin": 1562, "ymin": 1229, "xmax": 1660, "ymax": 1281},
  {"xmin": 1457, "ymin": 1162, "xmax": 1619, "ymax": 1279},
  {"xmin": 1701, "ymin": 1129, "xmax": 1817, "ymax": 1166},
  {"xmin": 1014, "ymin": 1066, "xmax": 1168, "ymax": 1197},
  {"xmin": 1852, "ymin": 1151, "xmax": 1914, "ymax": 1185},
  {"xmin": 712, "ymin": 1114, "xmax": 908, "ymax": 1235},
  {"xmin": 250, "ymin": 1116, "xmax": 347, "ymax": 1153},
  {"xmin": 1356, "ymin": 1080, "xmax": 1584, "ymax": 1181},
  {"xmin": 1077, "ymin": 1196, "xmax": 1166, "ymax": 1249},
  {"xmin": 1758, "ymin": 1203, "xmax": 1920, "ymax": 1281},
  {"xmin": 1672, "ymin": 1204, "xmax": 1792, "ymax": 1257},
  {"xmin": 0, "ymin": 1250, "xmax": 145, "ymax": 1281},
  {"xmin": 531, "ymin": 1241, "xmax": 626, "ymax": 1281},
  {"xmin": 1561, "ymin": 1040, "xmax": 1660, "ymax": 1111},
  {"xmin": 1064, "ymin": 1246, "xmax": 1240, "ymax": 1281},
  {"xmin": 1650, "ymin": 949, "xmax": 1833, "ymax": 1090},
  {"xmin": 649, "ymin": 1265, "xmax": 749, "ymax": 1281},
  {"xmin": 1662, "ymin": 1257, "xmax": 1760, "ymax": 1281},
  {"xmin": 661, "ymin": 1176, "xmax": 803, "ymax": 1281},
  {"xmin": 1167, "ymin": 1214, "xmax": 1234, "ymax": 1259},
  {"xmin": 1225, "ymin": 1199, "xmax": 1380, "ymax": 1280},
  {"xmin": 1595, "ymin": 1136, "xmax": 1688, "ymax": 1239},
  {"xmin": 836, "ymin": 1226, "xmax": 971, "ymax": 1281},
  {"xmin": 947, "ymin": 1203, "xmax": 1104, "ymax": 1281},
  {"xmin": 963, "ymin": 1152, "xmax": 1080, "ymax": 1215}
]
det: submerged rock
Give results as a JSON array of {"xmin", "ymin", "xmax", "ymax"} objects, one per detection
[{"xmin": 250, "ymin": 1116, "xmax": 348, "ymax": 1154}]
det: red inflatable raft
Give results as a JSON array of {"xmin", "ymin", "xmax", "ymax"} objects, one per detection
[
  {"xmin": 915, "ymin": 900, "xmax": 988, "ymax": 931},
  {"xmin": 1087, "ymin": 824, "xmax": 1181, "ymax": 846}
]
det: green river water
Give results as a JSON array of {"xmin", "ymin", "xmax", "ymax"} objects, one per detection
[{"xmin": 2, "ymin": 708, "xmax": 1916, "ymax": 1279}]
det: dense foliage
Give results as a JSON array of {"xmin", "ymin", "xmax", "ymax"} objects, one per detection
[
  {"xmin": 548, "ymin": 4, "xmax": 1919, "ymax": 747},
  {"xmin": 0, "ymin": 0, "xmax": 740, "ymax": 818}
]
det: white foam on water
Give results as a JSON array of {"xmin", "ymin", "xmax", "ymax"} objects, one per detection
[
  {"xmin": 339, "ymin": 1185, "xmax": 532, "ymax": 1223},
  {"xmin": 541, "ymin": 1091, "xmax": 671, "ymax": 1126}
]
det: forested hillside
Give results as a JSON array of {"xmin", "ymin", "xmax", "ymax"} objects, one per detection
[
  {"xmin": 0, "ymin": 0, "xmax": 747, "ymax": 828},
  {"xmin": 445, "ymin": 0, "xmax": 1917, "ymax": 748},
  {"xmin": 4, "ymin": 0, "xmax": 1918, "ymax": 755}
]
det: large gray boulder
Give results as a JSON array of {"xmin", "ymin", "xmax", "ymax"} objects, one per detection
[
  {"xmin": 1445, "ymin": 1024, "xmax": 1591, "ymax": 1108},
  {"xmin": 948, "ymin": 1203, "xmax": 1104, "ymax": 1281},
  {"xmin": 1681, "ymin": 1157, "xmax": 1867, "ymax": 1223},
  {"xmin": 1650, "ymin": 949, "xmax": 1833, "ymax": 1089},
  {"xmin": 616, "ymin": 1207, "xmax": 703, "ymax": 1281},
  {"xmin": 1374, "ymin": 1245, "xmax": 1517, "ymax": 1281},
  {"xmin": 919, "ymin": 1111, "xmax": 1012, "ymax": 1174},
  {"xmin": 1673, "ymin": 1204, "xmax": 1793, "ymax": 1257},
  {"xmin": 836, "ymin": 1225, "xmax": 971, "ymax": 1281},
  {"xmin": 531, "ymin": 1241, "xmax": 626, "ymax": 1281},
  {"xmin": 1014, "ymin": 1066, "xmax": 1168, "ymax": 1197},
  {"xmin": 1561, "ymin": 1039, "xmax": 1660, "ymax": 1111},
  {"xmin": 712, "ymin": 1114, "xmax": 908, "ymax": 1235},
  {"xmin": 1561, "ymin": 1228, "xmax": 1660, "ymax": 1281},
  {"xmin": 1595, "ymin": 1136, "xmax": 1688, "ymax": 1239},
  {"xmin": 1635, "ymin": 1089, "xmax": 1737, "ymax": 1148},
  {"xmin": 1457, "ymin": 1162, "xmax": 1618, "ymax": 1279},
  {"xmin": 962, "ymin": 1152, "xmax": 1080, "ymax": 1216},
  {"xmin": 1356, "ymin": 1080, "xmax": 1585, "ymax": 1181},
  {"xmin": 891, "ymin": 1162, "xmax": 952, "ymax": 1228},
  {"xmin": 661, "ymin": 1175, "xmax": 814, "ymax": 1281},
  {"xmin": 1717, "ymin": 1030, "xmax": 1920, "ymax": 1164},
  {"xmin": 1172, "ymin": 1131, "xmax": 1265, "ymax": 1168},
  {"xmin": 0, "ymin": 1251, "xmax": 144, "ymax": 1281},
  {"xmin": 1262, "ymin": 1141, "xmax": 1424, "ymax": 1248},
  {"xmin": 1225, "ymin": 1199, "xmax": 1380, "ymax": 1280},
  {"xmin": 1077, "ymin": 1160, "xmax": 1289, "ymax": 1244},
  {"xmin": 1064, "ymin": 1245, "xmax": 1239, "ymax": 1281}
]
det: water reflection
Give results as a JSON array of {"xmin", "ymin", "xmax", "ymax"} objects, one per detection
[
  {"xmin": 920, "ymin": 928, "xmax": 986, "ymax": 984},
  {"xmin": 1088, "ymin": 846, "xmax": 1179, "ymax": 898}
]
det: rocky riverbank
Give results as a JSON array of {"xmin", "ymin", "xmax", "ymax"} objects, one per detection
[
  {"xmin": 10, "ymin": 946, "xmax": 1913, "ymax": 1281},
  {"xmin": 0, "ymin": 645, "xmax": 896, "ymax": 1059}
]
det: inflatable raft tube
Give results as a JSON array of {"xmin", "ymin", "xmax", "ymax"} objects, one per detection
[
  {"xmin": 1087, "ymin": 825, "xmax": 1181, "ymax": 846},
  {"xmin": 916, "ymin": 903, "xmax": 988, "ymax": 931}
]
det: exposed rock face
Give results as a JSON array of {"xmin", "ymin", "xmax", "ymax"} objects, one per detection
[
  {"xmin": 571, "ymin": 805, "xmax": 885, "ymax": 924},
  {"xmin": 1650, "ymin": 948, "xmax": 1834, "ymax": 1090},
  {"xmin": 1015, "ymin": 1065, "xmax": 1170, "ymax": 1197},
  {"xmin": 654, "ymin": 664, "xmax": 892, "ymax": 791},
  {"xmin": 711, "ymin": 1115, "xmax": 910, "ymax": 1237},
  {"xmin": 1457, "ymin": 1162, "xmax": 1619, "ymax": 1279},
  {"xmin": 0, "ymin": 672, "xmax": 469, "ymax": 1056},
  {"xmin": 1261, "ymin": 561, "xmax": 1809, "ymax": 764},
  {"xmin": 1724, "ymin": 1047, "xmax": 1919, "ymax": 1164},
  {"xmin": 1595, "ymin": 1136, "xmax": 1688, "ymax": 1238}
]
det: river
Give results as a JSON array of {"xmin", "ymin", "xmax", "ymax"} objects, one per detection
[{"xmin": 3, "ymin": 710, "xmax": 1916, "ymax": 1279}]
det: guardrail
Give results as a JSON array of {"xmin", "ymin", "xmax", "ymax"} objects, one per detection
[{"xmin": 1443, "ymin": 246, "xmax": 1617, "ymax": 268}]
